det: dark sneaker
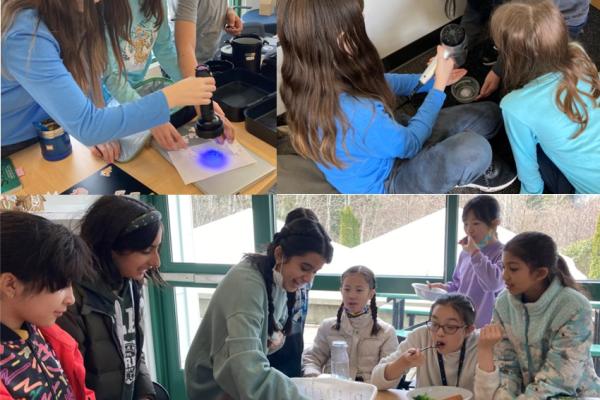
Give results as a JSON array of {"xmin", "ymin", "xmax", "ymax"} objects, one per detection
[
  {"xmin": 481, "ymin": 44, "xmax": 498, "ymax": 66},
  {"xmin": 462, "ymin": 158, "xmax": 517, "ymax": 192}
]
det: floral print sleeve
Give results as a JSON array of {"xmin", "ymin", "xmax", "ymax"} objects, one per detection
[
  {"xmin": 520, "ymin": 306, "xmax": 595, "ymax": 399},
  {"xmin": 493, "ymin": 310, "xmax": 524, "ymax": 399}
]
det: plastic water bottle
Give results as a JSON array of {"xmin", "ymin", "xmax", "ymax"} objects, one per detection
[{"xmin": 330, "ymin": 340, "xmax": 350, "ymax": 380}]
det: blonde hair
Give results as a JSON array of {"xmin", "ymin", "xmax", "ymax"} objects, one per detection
[{"xmin": 491, "ymin": 0, "xmax": 599, "ymax": 138}]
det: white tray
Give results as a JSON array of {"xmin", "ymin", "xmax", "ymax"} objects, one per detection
[{"xmin": 291, "ymin": 377, "xmax": 377, "ymax": 400}]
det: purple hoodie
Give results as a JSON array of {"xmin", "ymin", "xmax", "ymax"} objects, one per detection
[{"xmin": 446, "ymin": 241, "xmax": 505, "ymax": 328}]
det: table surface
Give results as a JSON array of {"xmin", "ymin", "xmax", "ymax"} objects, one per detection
[
  {"xmin": 375, "ymin": 389, "xmax": 409, "ymax": 399},
  {"xmin": 373, "ymin": 389, "xmax": 600, "ymax": 399},
  {"xmin": 8, "ymin": 121, "xmax": 276, "ymax": 195}
]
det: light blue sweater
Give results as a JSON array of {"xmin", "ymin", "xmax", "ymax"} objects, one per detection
[
  {"xmin": 184, "ymin": 260, "xmax": 308, "ymax": 400},
  {"xmin": 477, "ymin": 278, "xmax": 600, "ymax": 399},
  {"xmin": 500, "ymin": 72, "xmax": 600, "ymax": 194},
  {"xmin": 1, "ymin": 9, "xmax": 170, "ymax": 147},
  {"xmin": 316, "ymin": 74, "xmax": 444, "ymax": 194},
  {"xmin": 103, "ymin": 0, "xmax": 182, "ymax": 105}
]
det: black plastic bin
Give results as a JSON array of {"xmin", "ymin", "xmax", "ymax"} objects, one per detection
[
  {"xmin": 244, "ymin": 93, "xmax": 276, "ymax": 147},
  {"xmin": 213, "ymin": 68, "xmax": 276, "ymax": 122}
]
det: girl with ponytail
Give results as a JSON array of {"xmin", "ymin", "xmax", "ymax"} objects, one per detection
[
  {"xmin": 489, "ymin": 0, "xmax": 599, "ymax": 194},
  {"xmin": 184, "ymin": 217, "xmax": 333, "ymax": 400},
  {"xmin": 475, "ymin": 231, "xmax": 600, "ymax": 399},
  {"xmin": 303, "ymin": 266, "xmax": 397, "ymax": 382}
]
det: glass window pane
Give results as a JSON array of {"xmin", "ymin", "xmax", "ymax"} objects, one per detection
[
  {"xmin": 275, "ymin": 195, "xmax": 447, "ymax": 277},
  {"xmin": 174, "ymin": 287, "xmax": 216, "ymax": 369},
  {"xmin": 167, "ymin": 195, "xmax": 254, "ymax": 264},
  {"xmin": 458, "ymin": 195, "xmax": 600, "ymax": 281}
]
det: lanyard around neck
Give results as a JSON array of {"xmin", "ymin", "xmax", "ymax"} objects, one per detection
[{"xmin": 437, "ymin": 340, "xmax": 466, "ymax": 387}]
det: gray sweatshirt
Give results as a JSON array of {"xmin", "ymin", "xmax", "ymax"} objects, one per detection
[{"xmin": 175, "ymin": 0, "xmax": 228, "ymax": 64}]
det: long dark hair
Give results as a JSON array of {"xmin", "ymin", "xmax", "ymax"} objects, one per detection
[
  {"xmin": 79, "ymin": 196, "xmax": 164, "ymax": 289},
  {"xmin": 504, "ymin": 231, "xmax": 580, "ymax": 292},
  {"xmin": 284, "ymin": 207, "xmax": 318, "ymax": 225},
  {"xmin": 334, "ymin": 265, "xmax": 381, "ymax": 336},
  {"xmin": 278, "ymin": 0, "xmax": 396, "ymax": 169},
  {"xmin": 245, "ymin": 218, "xmax": 333, "ymax": 336},
  {"xmin": 1, "ymin": 211, "xmax": 95, "ymax": 294},
  {"xmin": 491, "ymin": 0, "xmax": 599, "ymax": 138},
  {"xmin": 1, "ymin": 0, "xmax": 132, "ymax": 105}
]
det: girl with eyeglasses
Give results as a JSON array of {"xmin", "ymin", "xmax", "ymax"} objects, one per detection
[
  {"xmin": 302, "ymin": 266, "xmax": 397, "ymax": 382},
  {"xmin": 371, "ymin": 293, "xmax": 478, "ymax": 392},
  {"xmin": 474, "ymin": 232, "xmax": 600, "ymax": 399}
]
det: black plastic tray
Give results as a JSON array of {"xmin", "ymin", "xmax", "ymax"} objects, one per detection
[
  {"xmin": 244, "ymin": 93, "xmax": 276, "ymax": 147},
  {"xmin": 213, "ymin": 68, "xmax": 276, "ymax": 122}
]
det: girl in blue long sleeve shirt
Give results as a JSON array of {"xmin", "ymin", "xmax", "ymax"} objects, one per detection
[
  {"xmin": 1, "ymin": 0, "xmax": 215, "ymax": 155},
  {"xmin": 279, "ymin": 0, "xmax": 502, "ymax": 194}
]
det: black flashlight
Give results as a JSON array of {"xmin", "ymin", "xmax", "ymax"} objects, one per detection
[{"xmin": 194, "ymin": 64, "xmax": 224, "ymax": 139}]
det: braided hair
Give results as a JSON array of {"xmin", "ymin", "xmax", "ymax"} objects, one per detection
[
  {"xmin": 245, "ymin": 217, "xmax": 333, "ymax": 337},
  {"xmin": 334, "ymin": 265, "xmax": 381, "ymax": 336}
]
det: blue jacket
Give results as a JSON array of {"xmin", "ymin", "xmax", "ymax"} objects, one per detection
[{"xmin": 1, "ymin": 9, "xmax": 169, "ymax": 147}]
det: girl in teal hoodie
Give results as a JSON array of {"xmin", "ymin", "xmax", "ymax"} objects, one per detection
[
  {"xmin": 184, "ymin": 217, "xmax": 334, "ymax": 400},
  {"xmin": 475, "ymin": 231, "xmax": 600, "ymax": 399}
]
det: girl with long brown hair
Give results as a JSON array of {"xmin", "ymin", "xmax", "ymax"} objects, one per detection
[
  {"xmin": 490, "ymin": 0, "xmax": 599, "ymax": 194},
  {"xmin": 1, "ymin": 0, "xmax": 215, "ymax": 156},
  {"xmin": 97, "ymin": 0, "xmax": 234, "ymax": 163},
  {"xmin": 279, "ymin": 0, "xmax": 506, "ymax": 194}
]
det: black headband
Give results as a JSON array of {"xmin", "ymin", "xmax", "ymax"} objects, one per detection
[{"xmin": 121, "ymin": 210, "xmax": 162, "ymax": 236}]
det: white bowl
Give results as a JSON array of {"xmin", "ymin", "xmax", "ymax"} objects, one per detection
[
  {"xmin": 412, "ymin": 283, "xmax": 447, "ymax": 301},
  {"xmin": 407, "ymin": 386, "xmax": 473, "ymax": 400}
]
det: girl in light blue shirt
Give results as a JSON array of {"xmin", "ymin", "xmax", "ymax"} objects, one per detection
[
  {"xmin": 1, "ymin": 0, "xmax": 215, "ymax": 156},
  {"xmin": 490, "ymin": 0, "xmax": 599, "ymax": 194}
]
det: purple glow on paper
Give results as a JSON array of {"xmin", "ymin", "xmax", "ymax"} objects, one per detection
[{"xmin": 196, "ymin": 148, "xmax": 229, "ymax": 170}]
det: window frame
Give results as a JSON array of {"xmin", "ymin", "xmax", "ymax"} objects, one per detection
[{"xmin": 146, "ymin": 194, "xmax": 600, "ymax": 399}]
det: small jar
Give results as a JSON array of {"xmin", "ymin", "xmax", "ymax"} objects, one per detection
[{"xmin": 34, "ymin": 118, "xmax": 72, "ymax": 161}]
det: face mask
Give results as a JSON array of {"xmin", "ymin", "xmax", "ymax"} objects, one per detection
[{"xmin": 477, "ymin": 232, "xmax": 495, "ymax": 248}]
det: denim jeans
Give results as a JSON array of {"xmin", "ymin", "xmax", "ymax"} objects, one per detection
[
  {"xmin": 536, "ymin": 145, "xmax": 575, "ymax": 194},
  {"xmin": 384, "ymin": 101, "xmax": 501, "ymax": 194}
]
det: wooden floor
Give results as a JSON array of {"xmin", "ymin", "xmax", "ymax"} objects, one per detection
[{"xmin": 593, "ymin": 0, "xmax": 600, "ymax": 11}]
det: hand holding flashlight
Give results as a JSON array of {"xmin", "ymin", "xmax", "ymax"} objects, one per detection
[{"xmin": 433, "ymin": 45, "xmax": 458, "ymax": 91}]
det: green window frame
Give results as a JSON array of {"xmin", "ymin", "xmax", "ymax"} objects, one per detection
[{"xmin": 144, "ymin": 194, "xmax": 600, "ymax": 398}]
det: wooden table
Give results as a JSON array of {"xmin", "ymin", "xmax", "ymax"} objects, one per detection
[
  {"xmin": 374, "ymin": 390, "xmax": 600, "ymax": 399},
  {"xmin": 376, "ymin": 390, "xmax": 409, "ymax": 399},
  {"xmin": 8, "ymin": 121, "xmax": 276, "ymax": 194}
]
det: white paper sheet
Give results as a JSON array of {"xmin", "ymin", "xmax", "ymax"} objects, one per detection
[{"xmin": 167, "ymin": 141, "xmax": 256, "ymax": 185}]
